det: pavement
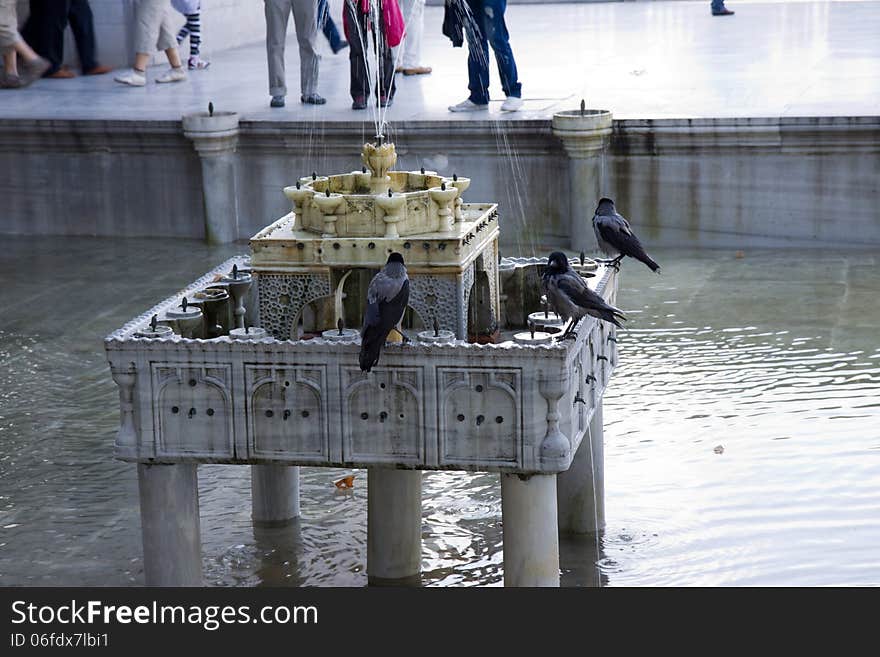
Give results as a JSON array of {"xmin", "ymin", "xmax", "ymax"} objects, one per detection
[{"xmin": 0, "ymin": 0, "xmax": 877, "ymax": 122}]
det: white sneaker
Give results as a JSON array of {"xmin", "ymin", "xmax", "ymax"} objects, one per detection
[
  {"xmin": 114, "ymin": 69, "xmax": 146, "ymax": 87},
  {"xmin": 156, "ymin": 67, "xmax": 187, "ymax": 83},
  {"xmin": 448, "ymin": 98, "xmax": 488, "ymax": 112},
  {"xmin": 500, "ymin": 96, "xmax": 523, "ymax": 112}
]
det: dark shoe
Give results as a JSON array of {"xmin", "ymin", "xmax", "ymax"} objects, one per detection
[
  {"xmin": 84, "ymin": 64, "xmax": 112, "ymax": 76},
  {"xmin": 270, "ymin": 95, "xmax": 285, "ymax": 108},
  {"xmin": 46, "ymin": 67, "xmax": 76, "ymax": 79},
  {"xmin": 379, "ymin": 95, "xmax": 393, "ymax": 108},
  {"xmin": 331, "ymin": 40, "xmax": 349, "ymax": 54},
  {"xmin": 301, "ymin": 93, "xmax": 326, "ymax": 105},
  {"xmin": 712, "ymin": 8, "xmax": 735, "ymax": 15},
  {"xmin": 352, "ymin": 96, "xmax": 367, "ymax": 110}
]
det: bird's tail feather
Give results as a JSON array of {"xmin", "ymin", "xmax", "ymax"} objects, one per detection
[
  {"xmin": 359, "ymin": 331, "xmax": 383, "ymax": 373},
  {"xmin": 639, "ymin": 253, "xmax": 661, "ymax": 273}
]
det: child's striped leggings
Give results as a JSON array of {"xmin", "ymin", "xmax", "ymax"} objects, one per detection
[{"xmin": 176, "ymin": 12, "xmax": 201, "ymax": 57}]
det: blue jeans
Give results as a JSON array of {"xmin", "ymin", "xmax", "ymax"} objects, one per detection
[
  {"xmin": 711, "ymin": 0, "xmax": 726, "ymax": 11},
  {"xmin": 318, "ymin": 0, "xmax": 343, "ymax": 51},
  {"xmin": 465, "ymin": 0, "xmax": 521, "ymax": 105}
]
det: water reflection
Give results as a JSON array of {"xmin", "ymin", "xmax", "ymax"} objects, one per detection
[{"xmin": 0, "ymin": 238, "xmax": 878, "ymax": 586}]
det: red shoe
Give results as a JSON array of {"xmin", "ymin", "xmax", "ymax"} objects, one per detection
[
  {"xmin": 85, "ymin": 65, "xmax": 112, "ymax": 76},
  {"xmin": 46, "ymin": 68, "xmax": 76, "ymax": 79}
]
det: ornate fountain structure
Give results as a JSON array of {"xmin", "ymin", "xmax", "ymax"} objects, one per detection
[{"xmin": 105, "ymin": 140, "xmax": 620, "ymax": 588}]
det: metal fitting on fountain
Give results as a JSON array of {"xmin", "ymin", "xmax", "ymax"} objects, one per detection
[
  {"xmin": 418, "ymin": 317, "xmax": 456, "ymax": 344},
  {"xmin": 322, "ymin": 317, "xmax": 359, "ymax": 342}
]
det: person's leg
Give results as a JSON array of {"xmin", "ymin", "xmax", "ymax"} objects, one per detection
[
  {"xmin": 376, "ymin": 8, "xmax": 394, "ymax": 101},
  {"xmin": 401, "ymin": 0, "xmax": 425, "ymax": 70},
  {"xmin": 711, "ymin": 0, "xmax": 725, "ymax": 12},
  {"xmin": 483, "ymin": 0, "xmax": 520, "ymax": 99},
  {"xmin": 465, "ymin": 0, "xmax": 490, "ymax": 105},
  {"xmin": 68, "ymin": 0, "xmax": 98, "ymax": 72},
  {"xmin": 292, "ymin": 0, "xmax": 320, "ymax": 99},
  {"xmin": 184, "ymin": 13, "xmax": 200, "ymax": 57},
  {"xmin": 345, "ymin": 2, "xmax": 368, "ymax": 103},
  {"xmin": 23, "ymin": 0, "xmax": 68, "ymax": 76},
  {"xmin": 156, "ymin": 7, "xmax": 183, "ymax": 68},
  {"xmin": 264, "ymin": 0, "xmax": 290, "ymax": 98}
]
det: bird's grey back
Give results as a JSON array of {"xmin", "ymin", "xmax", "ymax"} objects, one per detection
[{"xmin": 368, "ymin": 262, "xmax": 407, "ymax": 304}]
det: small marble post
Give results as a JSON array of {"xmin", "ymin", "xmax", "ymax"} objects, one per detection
[
  {"xmin": 367, "ymin": 468, "xmax": 422, "ymax": 583},
  {"xmin": 138, "ymin": 463, "xmax": 203, "ymax": 586},
  {"xmin": 182, "ymin": 111, "xmax": 240, "ymax": 244},
  {"xmin": 551, "ymin": 109, "xmax": 613, "ymax": 254},
  {"xmin": 501, "ymin": 473, "xmax": 560, "ymax": 587},
  {"xmin": 251, "ymin": 465, "xmax": 300, "ymax": 525}
]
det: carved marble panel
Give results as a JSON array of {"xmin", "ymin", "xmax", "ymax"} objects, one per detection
[
  {"xmin": 245, "ymin": 365, "xmax": 329, "ymax": 461},
  {"xmin": 340, "ymin": 366, "xmax": 425, "ymax": 465},
  {"xmin": 152, "ymin": 364, "xmax": 234, "ymax": 458},
  {"xmin": 438, "ymin": 368, "xmax": 522, "ymax": 469}
]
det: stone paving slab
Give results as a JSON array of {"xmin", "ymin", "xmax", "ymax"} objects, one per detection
[{"xmin": 0, "ymin": 1, "xmax": 877, "ymax": 123}]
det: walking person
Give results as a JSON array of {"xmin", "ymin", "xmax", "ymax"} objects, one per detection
[
  {"xmin": 448, "ymin": 0, "xmax": 522, "ymax": 113},
  {"xmin": 0, "ymin": 0, "xmax": 50, "ymax": 88},
  {"xmin": 394, "ymin": 0, "xmax": 430, "ymax": 76},
  {"xmin": 344, "ymin": 0, "xmax": 396, "ymax": 110},
  {"xmin": 264, "ymin": 0, "xmax": 324, "ymax": 108},
  {"xmin": 21, "ymin": 0, "xmax": 112, "ymax": 79},
  {"xmin": 317, "ymin": 0, "xmax": 348, "ymax": 54},
  {"xmin": 173, "ymin": 0, "xmax": 209, "ymax": 69},
  {"xmin": 115, "ymin": 0, "xmax": 187, "ymax": 86}
]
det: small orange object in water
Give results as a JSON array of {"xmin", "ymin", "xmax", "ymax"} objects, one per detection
[
  {"xmin": 735, "ymin": 251, "xmax": 745, "ymax": 259},
  {"xmin": 334, "ymin": 474, "xmax": 356, "ymax": 489}
]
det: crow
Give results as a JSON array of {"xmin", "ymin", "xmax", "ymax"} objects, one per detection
[
  {"xmin": 359, "ymin": 252, "xmax": 410, "ymax": 372},
  {"xmin": 592, "ymin": 197, "xmax": 660, "ymax": 273},
  {"xmin": 542, "ymin": 251, "xmax": 626, "ymax": 339}
]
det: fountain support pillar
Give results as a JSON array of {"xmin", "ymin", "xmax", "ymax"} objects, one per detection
[
  {"xmin": 137, "ymin": 463, "xmax": 202, "ymax": 586},
  {"xmin": 501, "ymin": 473, "xmax": 560, "ymax": 587},
  {"xmin": 557, "ymin": 403, "xmax": 606, "ymax": 534},
  {"xmin": 251, "ymin": 465, "xmax": 301, "ymax": 525},
  {"xmin": 182, "ymin": 111, "xmax": 241, "ymax": 245},
  {"xmin": 551, "ymin": 110, "xmax": 613, "ymax": 254},
  {"xmin": 367, "ymin": 468, "xmax": 422, "ymax": 583}
]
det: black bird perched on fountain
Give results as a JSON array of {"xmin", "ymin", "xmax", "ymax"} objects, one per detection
[
  {"xmin": 542, "ymin": 251, "xmax": 626, "ymax": 339},
  {"xmin": 592, "ymin": 197, "xmax": 660, "ymax": 273},
  {"xmin": 359, "ymin": 252, "xmax": 410, "ymax": 372}
]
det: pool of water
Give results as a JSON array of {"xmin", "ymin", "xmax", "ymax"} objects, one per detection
[{"xmin": 1, "ymin": 237, "xmax": 878, "ymax": 586}]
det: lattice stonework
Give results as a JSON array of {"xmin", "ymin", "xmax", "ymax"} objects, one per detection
[
  {"xmin": 408, "ymin": 274, "xmax": 465, "ymax": 338},
  {"xmin": 256, "ymin": 272, "xmax": 332, "ymax": 339}
]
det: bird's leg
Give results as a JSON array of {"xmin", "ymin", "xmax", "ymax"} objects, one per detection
[{"xmin": 556, "ymin": 318, "xmax": 578, "ymax": 341}]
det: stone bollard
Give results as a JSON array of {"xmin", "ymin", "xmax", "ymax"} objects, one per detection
[
  {"xmin": 551, "ymin": 109, "xmax": 613, "ymax": 254},
  {"xmin": 182, "ymin": 110, "xmax": 240, "ymax": 244}
]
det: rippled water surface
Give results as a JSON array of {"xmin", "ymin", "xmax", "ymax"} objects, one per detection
[{"xmin": 1, "ymin": 237, "xmax": 878, "ymax": 586}]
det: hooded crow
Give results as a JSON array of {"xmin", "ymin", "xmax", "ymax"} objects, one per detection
[
  {"xmin": 359, "ymin": 252, "xmax": 410, "ymax": 372},
  {"xmin": 542, "ymin": 251, "xmax": 626, "ymax": 338},
  {"xmin": 592, "ymin": 197, "xmax": 660, "ymax": 273}
]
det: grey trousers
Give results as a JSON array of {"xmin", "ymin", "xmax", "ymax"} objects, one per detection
[{"xmin": 264, "ymin": 0, "xmax": 320, "ymax": 97}]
